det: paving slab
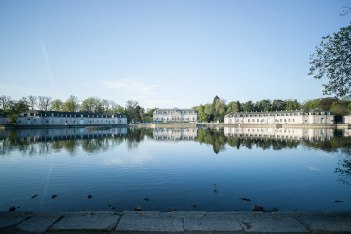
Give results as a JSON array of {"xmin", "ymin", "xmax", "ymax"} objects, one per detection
[
  {"xmin": 236, "ymin": 213, "xmax": 309, "ymax": 233},
  {"xmin": 17, "ymin": 212, "xmax": 62, "ymax": 233},
  {"xmin": 0, "ymin": 211, "xmax": 32, "ymax": 228},
  {"xmin": 51, "ymin": 211, "xmax": 121, "ymax": 231},
  {"xmin": 184, "ymin": 212, "xmax": 244, "ymax": 233},
  {"xmin": 116, "ymin": 211, "xmax": 183, "ymax": 233},
  {"xmin": 296, "ymin": 212, "xmax": 351, "ymax": 233}
]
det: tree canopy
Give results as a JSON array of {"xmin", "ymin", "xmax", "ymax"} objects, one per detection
[{"xmin": 309, "ymin": 21, "xmax": 351, "ymax": 97}]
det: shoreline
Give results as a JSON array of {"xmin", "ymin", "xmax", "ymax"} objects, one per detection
[
  {"xmin": 1, "ymin": 210, "xmax": 351, "ymax": 233},
  {"xmin": 2, "ymin": 122, "xmax": 350, "ymax": 130}
]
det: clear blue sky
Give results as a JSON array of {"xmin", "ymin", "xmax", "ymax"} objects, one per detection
[{"xmin": 0, "ymin": 0, "xmax": 350, "ymax": 109}]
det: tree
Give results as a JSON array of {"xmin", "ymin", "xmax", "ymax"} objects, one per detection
[
  {"xmin": 309, "ymin": 21, "xmax": 351, "ymax": 97},
  {"xmin": 26, "ymin": 95, "xmax": 38, "ymax": 110},
  {"xmin": 227, "ymin": 101, "xmax": 242, "ymax": 113},
  {"xmin": 285, "ymin": 99, "xmax": 301, "ymax": 111},
  {"xmin": 110, "ymin": 101, "xmax": 124, "ymax": 114},
  {"xmin": 212, "ymin": 97, "xmax": 226, "ymax": 122},
  {"xmin": 272, "ymin": 99, "xmax": 286, "ymax": 111},
  {"xmin": 81, "ymin": 97, "xmax": 99, "ymax": 112},
  {"xmin": 4, "ymin": 100, "xmax": 29, "ymax": 122},
  {"xmin": 242, "ymin": 101, "xmax": 254, "ymax": 112},
  {"xmin": 125, "ymin": 100, "xmax": 142, "ymax": 123},
  {"xmin": 50, "ymin": 99, "xmax": 63, "ymax": 111},
  {"xmin": 255, "ymin": 99, "xmax": 272, "ymax": 112},
  {"xmin": 38, "ymin": 96, "xmax": 52, "ymax": 111},
  {"xmin": 303, "ymin": 99, "xmax": 322, "ymax": 111},
  {"xmin": 63, "ymin": 95, "xmax": 80, "ymax": 112},
  {"xmin": 0, "ymin": 95, "xmax": 11, "ymax": 114}
]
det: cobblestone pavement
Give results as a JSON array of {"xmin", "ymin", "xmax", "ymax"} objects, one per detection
[{"xmin": 1, "ymin": 211, "xmax": 351, "ymax": 233}]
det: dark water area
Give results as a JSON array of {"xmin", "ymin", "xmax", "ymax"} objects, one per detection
[{"xmin": 0, "ymin": 127, "xmax": 351, "ymax": 212}]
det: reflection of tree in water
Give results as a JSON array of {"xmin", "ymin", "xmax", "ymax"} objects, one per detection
[
  {"xmin": 304, "ymin": 134, "xmax": 351, "ymax": 185},
  {"xmin": 197, "ymin": 129, "xmax": 226, "ymax": 154},
  {"xmin": 198, "ymin": 128, "xmax": 300, "ymax": 153},
  {"xmin": 0, "ymin": 128, "xmax": 155, "ymax": 156},
  {"xmin": 335, "ymin": 148, "xmax": 351, "ymax": 185},
  {"xmin": 126, "ymin": 128, "xmax": 153, "ymax": 150}
]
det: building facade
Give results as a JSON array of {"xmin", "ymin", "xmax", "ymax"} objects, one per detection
[
  {"xmin": 153, "ymin": 128, "xmax": 197, "ymax": 141},
  {"xmin": 17, "ymin": 110, "xmax": 127, "ymax": 126},
  {"xmin": 224, "ymin": 127, "xmax": 334, "ymax": 141},
  {"xmin": 153, "ymin": 108, "xmax": 197, "ymax": 123},
  {"xmin": 224, "ymin": 110, "xmax": 334, "ymax": 125}
]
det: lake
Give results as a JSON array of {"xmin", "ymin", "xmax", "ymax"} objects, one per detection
[{"xmin": 0, "ymin": 127, "xmax": 350, "ymax": 212}]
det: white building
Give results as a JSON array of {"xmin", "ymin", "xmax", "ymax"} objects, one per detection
[
  {"xmin": 153, "ymin": 108, "xmax": 197, "ymax": 123},
  {"xmin": 224, "ymin": 127, "xmax": 334, "ymax": 141},
  {"xmin": 224, "ymin": 110, "xmax": 334, "ymax": 125},
  {"xmin": 153, "ymin": 128, "xmax": 197, "ymax": 141},
  {"xmin": 17, "ymin": 110, "xmax": 127, "ymax": 126}
]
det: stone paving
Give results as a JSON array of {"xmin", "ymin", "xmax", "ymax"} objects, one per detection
[{"xmin": 0, "ymin": 211, "xmax": 351, "ymax": 233}]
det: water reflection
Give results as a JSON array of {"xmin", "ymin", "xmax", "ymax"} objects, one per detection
[
  {"xmin": 1, "ymin": 127, "xmax": 350, "ymax": 155},
  {"xmin": 153, "ymin": 128, "xmax": 197, "ymax": 141},
  {"xmin": 0, "ymin": 127, "xmax": 155, "ymax": 156},
  {"xmin": 1, "ymin": 127, "xmax": 351, "ymax": 212}
]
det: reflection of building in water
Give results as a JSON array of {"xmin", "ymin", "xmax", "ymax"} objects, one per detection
[
  {"xmin": 17, "ymin": 110, "xmax": 127, "ymax": 126},
  {"xmin": 16, "ymin": 128, "xmax": 128, "ymax": 141},
  {"xmin": 344, "ymin": 115, "xmax": 351, "ymax": 124},
  {"xmin": 224, "ymin": 110, "xmax": 334, "ymax": 125},
  {"xmin": 224, "ymin": 127, "xmax": 334, "ymax": 141},
  {"xmin": 344, "ymin": 129, "xmax": 351, "ymax": 137},
  {"xmin": 153, "ymin": 128, "xmax": 197, "ymax": 141},
  {"xmin": 153, "ymin": 108, "xmax": 197, "ymax": 123}
]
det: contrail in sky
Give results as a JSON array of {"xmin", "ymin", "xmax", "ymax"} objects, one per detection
[{"xmin": 40, "ymin": 38, "xmax": 55, "ymax": 87}]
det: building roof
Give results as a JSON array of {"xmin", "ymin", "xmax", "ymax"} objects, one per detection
[
  {"xmin": 19, "ymin": 110, "xmax": 126, "ymax": 118},
  {"xmin": 153, "ymin": 108, "xmax": 197, "ymax": 113},
  {"xmin": 225, "ymin": 109, "xmax": 331, "ymax": 117}
]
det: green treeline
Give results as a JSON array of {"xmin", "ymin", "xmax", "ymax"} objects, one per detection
[
  {"xmin": 1, "ymin": 95, "xmax": 351, "ymax": 123},
  {"xmin": 0, "ymin": 95, "xmax": 154, "ymax": 123},
  {"xmin": 193, "ymin": 96, "xmax": 351, "ymax": 123}
]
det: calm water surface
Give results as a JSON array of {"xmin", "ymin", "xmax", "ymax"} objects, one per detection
[{"xmin": 0, "ymin": 127, "xmax": 351, "ymax": 212}]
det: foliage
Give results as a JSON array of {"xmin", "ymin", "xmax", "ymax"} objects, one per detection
[
  {"xmin": 50, "ymin": 99, "xmax": 64, "ymax": 111},
  {"xmin": 309, "ymin": 21, "xmax": 351, "ymax": 97},
  {"xmin": 125, "ymin": 100, "xmax": 143, "ymax": 123},
  {"xmin": 63, "ymin": 95, "xmax": 80, "ymax": 112}
]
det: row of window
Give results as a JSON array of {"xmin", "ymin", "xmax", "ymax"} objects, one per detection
[
  {"xmin": 18, "ymin": 118, "xmax": 124, "ymax": 124},
  {"xmin": 228, "ymin": 112, "xmax": 330, "ymax": 118},
  {"xmin": 155, "ymin": 111, "xmax": 196, "ymax": 114},
  {"xmin": 155, "ymin": 117, "xmax": 196, "ymax": 121},
  {"xmin": 22, "ymin": 113, "xmax": 120, "ymax": 118}
]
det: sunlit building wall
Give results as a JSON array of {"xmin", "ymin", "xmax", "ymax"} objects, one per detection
[
  {"xmin": 153, "ymin": 108, "xmax": 197, "ymax": 123},
  {"xmin": 224, "ymin": 110, "xmax": 334, "ymax": 125},
  {"xmin": 17, "ymin": 110, "xmax": 127, "ymax": 126}
]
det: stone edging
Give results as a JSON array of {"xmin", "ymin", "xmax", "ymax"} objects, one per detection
[{"xmin": 1, "ymin": 211, "xmax": 351, "ymax": 233}]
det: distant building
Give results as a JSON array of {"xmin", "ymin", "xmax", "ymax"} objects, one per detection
[
  {"xmin": 153, "ymin": 108, "xmax": 197, "ymax": 123},
  {"xmin": 224, "ymin": 110, "xmax": 334, "ymax": 125},
  {"xmin": 17, "ymin": 110, "xmax": 127, "ymax": 126}
]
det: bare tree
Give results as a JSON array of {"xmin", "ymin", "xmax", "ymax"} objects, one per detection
[
  {"xmin": 26, "ymin": 95, "xmax": 38, "ymax": 110},
  {"xmin": 38, "ymin": 96, "xmax": 52, "ymax": 111},
  {"xmin": 0, "ymin": 95, "xmax": 11, "ymax": 111}
]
